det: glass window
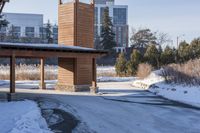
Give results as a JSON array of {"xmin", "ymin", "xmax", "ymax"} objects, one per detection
[
  {"xmin": 39, "ymin": 27, "xmax": 47, "ymax": 38},
  {"xmin": 13, "ymin": 26, "xmax": 21, "ymax": 38},
  {"xmin": 113, "ymin": 8, "xmax": 127, "ymax": 25},
  {"xmin": 100, "ymin": 7, "xmax": 106, "ymax": 24},
  {"xmin": 25, "ymin": 27, "xmax": 35, "ymax": 38},
  {"xmin": 95, "ymin": 7, "xmax": 98, "ymax": 24},
  {"xmin": 95, "ymin": 26, "xmax": 98, "ymax": 37},
  {"xmin": 53, "ymin": 27, "xmax": 58, "ymax": 40}
]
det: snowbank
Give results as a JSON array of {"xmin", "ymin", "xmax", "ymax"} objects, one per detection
[
  {"xmin": 0, "ymin": 100, "xmax": 52, "ymax": 133},
  {"xmin": 98, "ymin": 76, "xmax": 135, "ymax": 82},
  {"xmin": 133, "ymin": 70, "xmax": 200, "ymax": 108}
]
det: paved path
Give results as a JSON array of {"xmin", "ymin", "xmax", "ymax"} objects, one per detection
[{"xmin": 1, "ymin": 81, "xmax": 200, "ymax": 133}]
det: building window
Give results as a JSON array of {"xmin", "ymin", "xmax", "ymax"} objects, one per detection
[
  {"xmin": 13, "ymin": 26, "xmax": 21, "ymax": 38},
  {"xmin": 113, "ymin": 8, "xmax": 127, "ymax": 25},
  {"xmin": 53, "ymin": 27, "xmax": 58, "ymax": 40},
  {"xmin": 100, "ymin": 7, "xmax": 106, "ymax": 24},
  {"xmin": 95, "ymin": 26, "xmax": 98, "ymax": 37},
  {"xmin": 25, "ymin": 27, "xmax": 35, "ymax": 38},
  {"xmin": 0, "ymin": 27, "xmax": 7, "ymax": 34},
  {"xmin": 95, "ymin": 7, "xmax": 98, "ymax": 24}
]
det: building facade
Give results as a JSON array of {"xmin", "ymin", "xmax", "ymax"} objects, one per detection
[
  {"xmin": 94, "ymin": 0, "xmax": 129, "ymax": 52},
  {"xmin": 1, "ymin": 13, "xmax": 58, "ymax": 43}
]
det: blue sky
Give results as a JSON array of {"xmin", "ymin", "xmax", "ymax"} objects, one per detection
[{"xmin": 4, "ymin": 0, "xmax": 200, "ymax": 45}]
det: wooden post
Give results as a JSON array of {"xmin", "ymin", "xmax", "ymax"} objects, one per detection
[
  {"xmin": 92, "ymin": 58, "xmax": 97, "ymax": 93},
  {"xmin": 10, "ymin": 55, "xmax": 15, "ymax": 94},
  {"xmin": 40, "ymin": 58, "xmax": 46, "ymax": 89}
]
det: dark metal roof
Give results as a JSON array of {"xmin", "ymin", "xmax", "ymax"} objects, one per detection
[{"xmin": 0, "ymin": 42, "xmax": 108, "ymax": 54}]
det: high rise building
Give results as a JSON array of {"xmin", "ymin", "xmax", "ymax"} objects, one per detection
[{"xmin": 94, "ymin": 0, "xmax": 128, "ymax": 52}]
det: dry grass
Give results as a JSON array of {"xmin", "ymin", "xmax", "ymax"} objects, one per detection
[
  {"xmin": 136, "ymin": 63, "xmax": 153, "ymax": 79},
  {"xmin": 161, "ymin": 59, "xmax": 200, "ymax": 85},
  {"xmin": 97, "ymin": 66, "xmax": 116, "ymax": 77},
  {"xmin": 0, "ymin": 65, "xmax": 57, "ymax": 80},
  {"xmin": 0, "ymin": 65, "xmax": 116, "ymax": 80}
]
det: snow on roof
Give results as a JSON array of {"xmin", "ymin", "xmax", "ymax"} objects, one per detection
[{"xmin": 0, "ymin": 42, "xmax": 107, "ymax": 54}]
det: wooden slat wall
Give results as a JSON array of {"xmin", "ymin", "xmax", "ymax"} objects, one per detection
[
  {"xmin": 75, "ymin": 3, "xmax": 94, "ymax": 85},
  {"xmin": 57, "ymin": 2, "xmax": 95, "ymax": 89},
  {"xmin": 76, "ymin": 58, "xmax": 93, "ymax": 85},
  {"xmin": 58, "ymin": 2, "xmax": 75, "ymax": 46},
  {"xmin": 58, "ymin": 2, "xmax": 94, "ymax": 48},
  {"xmin": 58, "ymin": 58, "xmax": 75, "ymax": 85},
  {"xmin": 76, "ymin": 3, "xmax": 94, "ymax": 48}
]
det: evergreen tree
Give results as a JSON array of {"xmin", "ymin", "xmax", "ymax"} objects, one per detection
[
  {"xmin": 177, "ymin": 41, "xmax": 190, "ymax": 63},
  {"xmin": 0, "ymin": 15, "xmax": 9, "ymax": 41},
  {"xmin": 189, "ymin": 38, "xmax": 200, "ymax": 59},
  {"xmin": 46, "ymin": 20, "xmax": 53, "ymax": 44},
  {"xmin": 115, "ymin": 53, "xmax": 127, "ymax": 76},
  {"xmin": 160, "ymin": 46, "xmax": 175, "ymax": 65},
  {"xmin": 127, "ymin": 49, "xmax": 142, "ymax": 76},
  {"xmin": 0, "ymin": 15, "xmax": 9, "ymax": 29},
  {"xmin": 144, "ymin": 44, "xmax": 160, "ymax": 68},
  {"xmin": 100, "ymin": 7, "xmax": 116, "ymax": 51}
]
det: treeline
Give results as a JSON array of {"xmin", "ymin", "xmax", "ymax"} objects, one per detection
[{"xmin": 115, "ymin": 37, "xmax": 200, "ymax": 76}]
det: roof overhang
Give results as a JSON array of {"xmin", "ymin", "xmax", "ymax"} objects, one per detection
[{"xmin": 0, "ymin": 43, "xmax": 108, "ymax": 58}]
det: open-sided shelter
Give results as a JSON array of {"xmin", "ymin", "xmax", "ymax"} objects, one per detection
[{"xmin": 0, "ymin": 0, "xmax": 107, "ymax": 95}]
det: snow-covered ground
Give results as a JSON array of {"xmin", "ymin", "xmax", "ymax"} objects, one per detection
[
  {"xmin": 133, "ymin": 70, "xmax": 200, "ymax": 108},
  {"xmin": 0, "ymin": 100, "xmax": 52, "ymax": 133},
  {"xmin": 1, "ymin": 77, "xmax": 200, "ymax": 133}
]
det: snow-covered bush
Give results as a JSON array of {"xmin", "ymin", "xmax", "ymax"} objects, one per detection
[{"xmin": 136, "ymin": 63, "xmax": 153, "ymax": 79}]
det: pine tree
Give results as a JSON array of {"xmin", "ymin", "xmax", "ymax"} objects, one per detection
[
  {"xmin": 0, "ymin": 15, "xmax": 9, "ymax": 29},
  {"xmin": 46, "ymin": 20, "xmax": 53, "ymax": 44},
  {"xmin": 0, "ymin": 15, "xmax": 9, "ymax": 41},
  {"xmin": 144, "ymin": 44, "xmax": 160, "ymax": 68},
  {"xmin": 115, "ymin": 53, "xmax": 127, "ymax": 76},
  {"xmin": 189, "ymin": 38, "xmax": 200, "ymax": 59},
  {"xmin": 100, "ymin": 7, "xmax": 116, "ymax": 51},
  {"xmin": 160, "ymin": 46, "xmax": 175, "ymax": 65},
  {"xmin": 127, "ymin": 49, "xmax": 142, "ymax": 76},
  {"xmin": 177, "ymin": 41, "xmax": 190, "ymax": 63}
]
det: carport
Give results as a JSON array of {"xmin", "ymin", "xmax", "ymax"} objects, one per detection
[{"xmin": 0, "ymin": 43, "xmax": 106, "ymax": 94}]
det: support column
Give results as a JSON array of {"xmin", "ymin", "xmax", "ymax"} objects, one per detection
[
  {"xmin": 39, "ymin": 58, "xmax": 46, "ymax": 89},
  {"xmin": 10, "ymin": 55, "xmax": 15, "ymax": 93},
  {"xmin": 91, "ymin": 58, "xmax": 98, "ymax": 93},
  {"xmin": 7, "ymin": 55, "xmax": 16, "ymax": 101}
]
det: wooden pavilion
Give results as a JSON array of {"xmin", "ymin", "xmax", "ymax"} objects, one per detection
[{"xmin": 0, "ymin": 0, "xmax": 107, "ymax": 96}]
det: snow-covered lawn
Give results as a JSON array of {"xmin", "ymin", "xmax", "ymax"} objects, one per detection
[
  {"xmin": 0, "ymin": 100, "xmax": 52, "ymax": 133},
  {"xmin": 133, "ymin": 70, "xmax": 200, "ymax": 108}
]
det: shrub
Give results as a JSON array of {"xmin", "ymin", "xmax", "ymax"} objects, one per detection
[
  {"xmin": 136, "ymin": 63, "xmax": 153, "ymax": 79},
  {"xmin": 161, "ymin": 59, "xmax": 200, "ymax": 85},
  {"xmin": 127, "ymin": 49, "xmax": 142, "ymax": 76},
  {"xmin": 144, "ymin": 44, "xmax": 160, "ymax": 68},
  {"xmin": 115, "ymin": 53, "xmax": 127, "ymax": 77}
]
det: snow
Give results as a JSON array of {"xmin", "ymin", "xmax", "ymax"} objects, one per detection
[
  {"xmin": 1, "ymin": 74, "xmax": 200, "ymax": 133},
  {"xmin": 97, "ymin": 76, "xmax": 135, "ymax": 82},
  {"xmin": 97, "ymin": 66, "xmax": 115, "ymax": 73},
  {"xmin": 0, "ymin": 42, "xmax": 95, "ymax": 51},
  {"xmin": 133, "ymin": 70, "xmax": 200, "ymax": 108},
  {"xmin": 35, "ymin": 82, "xmax": 200, "ymax": 133},
  {"xmin": 0, "ymin": 100, "xmax": 52, "ymax": 133}
]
